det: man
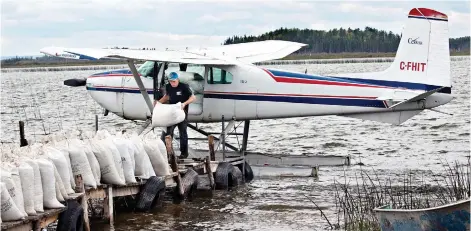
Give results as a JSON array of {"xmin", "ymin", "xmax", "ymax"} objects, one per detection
[{"xmin": 155, "ymin": 71, "xmax": 196, "ymax": 158}]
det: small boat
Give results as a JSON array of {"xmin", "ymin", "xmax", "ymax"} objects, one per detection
[{"xmin": 374, "ymin": 198, "xmax": 470, "ymax": 231}]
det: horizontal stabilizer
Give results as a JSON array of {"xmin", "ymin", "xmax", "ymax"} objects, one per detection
[
  {"xmin": 340, "ymin": 110, "xmax": 423, "ymax": 125},
  {"xmin": 378, "ymin": 87, "xmax": 445, "ymax": 109}
]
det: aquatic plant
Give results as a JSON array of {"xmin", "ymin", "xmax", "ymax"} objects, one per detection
[{"xmin": 312, "ymin": 158, "xmax": 470, "ymax": 230}]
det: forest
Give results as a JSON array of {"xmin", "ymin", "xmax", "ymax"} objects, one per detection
[{"xmin": 223, "ymin": 27, "xmax": 470, "ymax": 55}]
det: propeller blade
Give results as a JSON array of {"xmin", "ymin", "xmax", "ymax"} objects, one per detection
[{"xmin": 64, "ymin": 78, "xmax": 86, "ymax": 87}]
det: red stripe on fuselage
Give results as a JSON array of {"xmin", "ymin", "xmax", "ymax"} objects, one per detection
[{"xmin": 272, "ymin": 76, "xmax": 388, "ymax": 88}]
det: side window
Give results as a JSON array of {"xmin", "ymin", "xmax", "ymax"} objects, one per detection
[
  {"xmin": 207, "ymin": 67, "xmax": 233, "ymax": 84},
  {"xmin": 137, "ymin": 61, "xmax": 156, "ymax": 78}
]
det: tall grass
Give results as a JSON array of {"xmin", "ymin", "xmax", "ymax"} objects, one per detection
[{"xmin": 321, "ymin": 159, "xmax": 470, "ymax": 230}]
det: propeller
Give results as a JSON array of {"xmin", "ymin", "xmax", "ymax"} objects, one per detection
[{"xmin": 64, "ymin": 78, "xmax": 87, "ymax": 87}]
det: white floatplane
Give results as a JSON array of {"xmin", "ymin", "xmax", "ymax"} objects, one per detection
[{"xmin": 40, "ymin": 8, "xmax": 453, "ymax": 155}]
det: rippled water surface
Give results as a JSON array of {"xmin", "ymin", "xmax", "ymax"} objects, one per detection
[{"xmin": 1, "ymin": 58, "xmax": 470, "ymax": 230}]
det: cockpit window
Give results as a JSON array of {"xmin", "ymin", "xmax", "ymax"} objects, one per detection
[{"xmin": 137, "ymin": 61, "xmax": 156, "ymax": 77}]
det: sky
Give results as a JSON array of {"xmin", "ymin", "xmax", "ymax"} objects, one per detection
[{"xmin": 1, "ymin": 0, "xmax": 470, "ymax": 57}]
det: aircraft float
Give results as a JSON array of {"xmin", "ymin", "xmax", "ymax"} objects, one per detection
[{"xmin": 40, "ymin": 8, "xmax": 453, "ymax": 153}]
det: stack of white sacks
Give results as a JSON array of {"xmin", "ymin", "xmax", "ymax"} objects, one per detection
[{"xmin": 0, "ymin": 129, "xmax": 171, "ymax": 223}]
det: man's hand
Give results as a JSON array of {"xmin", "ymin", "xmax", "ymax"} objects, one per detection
[{"xmin": 181, "ymin": 103, "xmax": 186, "ymax": 110}]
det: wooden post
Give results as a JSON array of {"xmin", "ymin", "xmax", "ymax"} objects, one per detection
[
  {"xmin": 19, "ymin": 121, "xmax": 28, "ymax": 147},
  {"xmin": 165, "ymin": 135, "xmax": 184, "ymax": 197},
  {"xmin": 75, "ymin": 175, "xmax": 90, "ymax": 231},
  {"xmin": 95, "ymin": 115, "xmax": 98, "ymax": 132},
  {"xmin": 208, "ymin": 135, "xmax": 215, "ymax": 161},
  {"xmin": 103, "ymin": 187, "xmax": 114, "ymax": 224},
  {"xmin": 204, "ymin": 156, "xmax": 215, "ymax": 189},
  {"xmin": 311, "ymin": 165, "xmax": 319, "ymax": 178}
]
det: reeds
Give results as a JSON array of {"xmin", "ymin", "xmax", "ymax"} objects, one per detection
[{"xmin": 319, "ymin": 158, "xmax": 470, "ymax": 230}]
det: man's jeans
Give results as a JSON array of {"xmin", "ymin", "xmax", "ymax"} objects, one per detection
[{"xmin": 161, "ymin": 118, "xmax": 189, "ymax": 158}]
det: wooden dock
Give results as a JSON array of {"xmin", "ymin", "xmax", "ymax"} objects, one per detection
[
  {"xmin": 2, "ymin": 121, "xmax": 350, "ymax": 230},
  {"xmin": 1, "ymin": 135, "xmax": 247, "ymax": 231}
]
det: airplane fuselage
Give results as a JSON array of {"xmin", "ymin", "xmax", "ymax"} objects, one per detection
[{"xmin": 85, "ymin": 62, "xmax": 453, "ymax": 124}]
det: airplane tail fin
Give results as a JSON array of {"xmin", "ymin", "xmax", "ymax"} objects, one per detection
[{"xmin": 384, "ymin": 8, "xmax": 451, "ymax": 89}]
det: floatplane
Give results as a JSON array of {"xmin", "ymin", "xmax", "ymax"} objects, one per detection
[{"xmin": 40, "ymin": 8, "xmax": 453, "ymax": 161}]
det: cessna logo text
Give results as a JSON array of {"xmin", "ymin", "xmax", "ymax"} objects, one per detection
[{"xmin": 408, "ymin": 37, "xmax": 422, "ymax": 45}]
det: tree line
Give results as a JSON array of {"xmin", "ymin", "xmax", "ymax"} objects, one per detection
[{"xmin": 223, "ymin": 27, "xmax": 470, "ymax": 54}]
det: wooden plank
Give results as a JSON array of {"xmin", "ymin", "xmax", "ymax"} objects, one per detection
[
  {"xmin": 208, "ymin": 135, "xmax": 215, "ymax": 161},
  {"xmin": 113, "ymin": 184, "xmax": 141, "ymax": 197},
  {"xmin": 1, "ymin": 220, "xmax": 33, "ymax": 231},
  {"xmin": 166, "ymin": 135, "xmax": 184, "ymax": 197},
  {"xmin": 75, "ymin": 175, "xmax": 90, "ymax": 231},
  {"xmin": 75, "ymin": 175, "xmax": 84, "ymax": 193},
  {"xmin": 205, "ymin": 156, "xmax": 215, "ymax": 189},
  {"xmin": 103, "ymin": 187, "xmax": 114, "ymax": 224},
  {"xmin": 87, "ymin": 188, "xmax": 106, "ymax": 199},
  {"xmin": 1, "ymin": 222, "xmax": 32, "ymax": 231}
]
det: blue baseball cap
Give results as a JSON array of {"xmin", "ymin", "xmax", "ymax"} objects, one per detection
[{"xmin": 168, "ymin": 72, "xmax": 179, "ymax": 80}]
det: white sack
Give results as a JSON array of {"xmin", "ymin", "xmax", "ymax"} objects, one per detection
[
  {"xmin": 60, "ymin": 149, "xmax": 76, "ymax": 190},
  {"xmin": 112, "ymin": 138, "xmax": 137, "ymax": 184},
  {"xmin": 151, "ymin": 102, "xmax": 186, "ymax": 128},
  {"xmin": 1, "ymin": 183, "xmax": 25, "ymax": 221},
  {"xmin": 26, "ymin": 160, "xmax": 44, "ymax": 213},
  {"xmin": 103, "ymin": 139, "xmax": 125, "ymax": 183},
  {"xmin": 53, "ymin": 164, "xmax": 69, "ymax": 200},
  {"xmin": 156, "ymin": 139, "xmax": 169, "ymax": 165},
  {"xmin": 36, "ymin": 159, "xmax": 65, "ymax": 209},
  {"xmin": 128, "ymin": 136, "xmax": 156, "ymax": 179},
  {"xmin": 89, "ymin": 140, "xmax": 125, "ymax": 186},
  {"xmin": 18, "ymin": 163, "xmax": 36, "ymax": 215},
  {"xmin": 124, "ymin": 140, "xmax": 136, "ymax": 174},
  {"xmin": 83, "ymin": 142, "xmax": 102, "ymax": 186},
  {"xmin": 68, "ymin": 139, "xmax": 97, "ymax": 188},
  {"xmin": 45, "ymin": 146, "xmax": 75, "ymax": 194},
  {"xmin": 143, "ymin": 143, "xmax": 170, "ymax": 176},
  {"xmin": 128, "ymin": 138, "xmax": 147, "ymax": 177},
  {"xmin": 0, "ymin": 170, "xmax": 27, "ymax": 217}
]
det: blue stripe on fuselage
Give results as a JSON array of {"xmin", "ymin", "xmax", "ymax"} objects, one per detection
[
  {"xmin": 87, "ymin": 87, "xmax": 153, "ymax": 94},
  {"xmin": 327, "ymin": 76, "xmax": 451, "ymax": 93},
  {"xmin": 204, "ymin": 93, "xmax": 385, "ymax": 108}
]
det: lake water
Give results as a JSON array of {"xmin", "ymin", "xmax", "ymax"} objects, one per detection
[{"xmin": 1, "ymin": 58, "xmax": 469, "ymax": 230}]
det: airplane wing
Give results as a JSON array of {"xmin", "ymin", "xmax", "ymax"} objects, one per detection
[
  {"xmin": 187, "ymin": 40, "xmax": 307, "ymax": 63},
  {"xmin": 40, "ymin": 40, "xmax": 307, "ymax": 65}
]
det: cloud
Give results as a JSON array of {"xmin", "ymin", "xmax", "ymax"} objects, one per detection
[
  {"xmin": 1, "ymin": 0, "xmax": 469, "ymax": 56},
  {"xmin": 198, "ymin": 11, "xmax": 252, "ymax": 23}
]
